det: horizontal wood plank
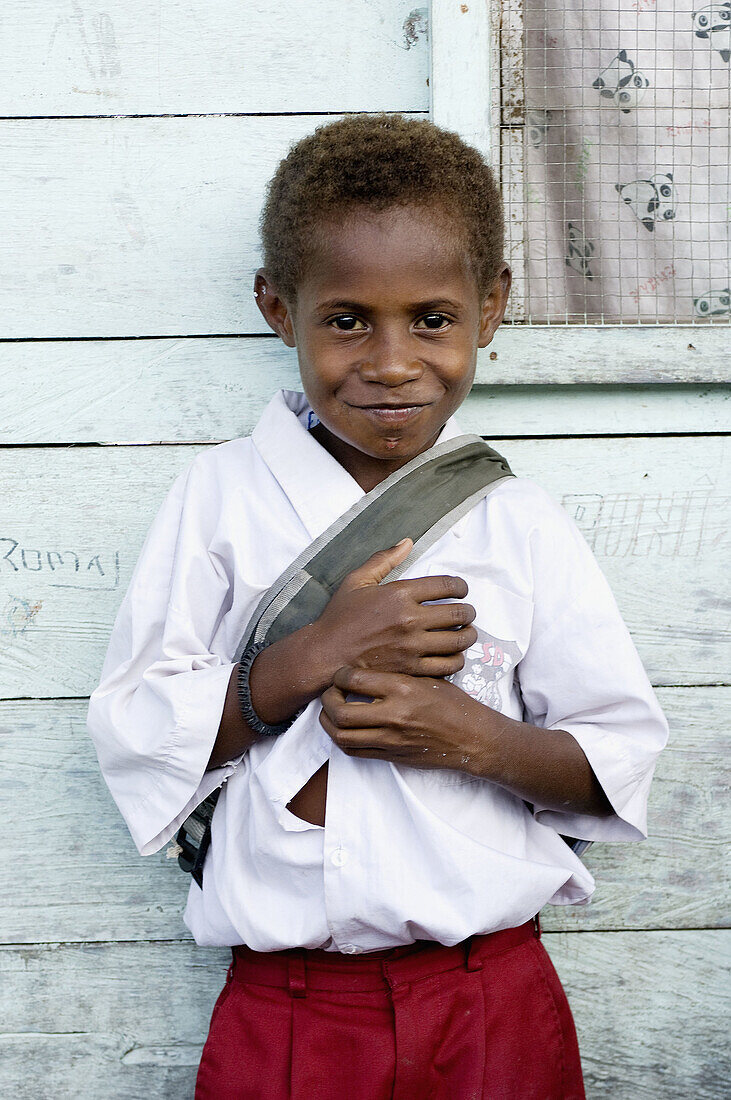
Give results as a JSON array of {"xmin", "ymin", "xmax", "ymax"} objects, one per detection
[
  {"xmin": 2, "ymin": 688, "xmax": 727, "ymax": 944},
  {"xmin": 0, "ymin": 338, "xmax": 728, "ymax": 442},
  {"xmin": 0, "ymin": 437, "xmax": 726, "ymax": 697},
  {"xmin": 1, "ymin": 115, "xmax": 423, "ymax": 340},
  {"xmin": 0, "ymin": 932, "xmax": 727, "ymax": 1098},
  {"xmin": 487, "ymin": 324, "xmax": 730, "ymax": 384},
  {"xmin": 1, "ymin": 115, "xmax": 727, "ymax": 378},
  {"xmin": 462, "ymin": 384, "xmax": 730, "ymax": 436},
  {"xmin": 0, "ymin": 1, "xmax": 428, "ymax": 116}
]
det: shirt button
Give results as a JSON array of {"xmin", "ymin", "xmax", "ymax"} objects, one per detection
[
  {"xmin": 340, "ymin": 944, "xmax": 362, "ymax": 955},
  {"xmin": 330, "ymin": 847, "xmax": 348, "ymax": 867}
]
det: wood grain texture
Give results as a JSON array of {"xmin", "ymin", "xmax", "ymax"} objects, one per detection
[
  {"xmin": 501, "ymin": 126, "xmax": 528, "ymax": 320},
  {"xmin": 0, "ymin": 336, "xmax": 728, "ymax": 443},
  {"xmin": 0, "ymin": 0, "xmax": 428, "ymax": 116},
  {"xmin": 431, "ymin": 0, "xmax": 494, "ymax": 159},
  {"xmin": 1, "ymin": 115, "xmax": 431, "ymax": 340},
  {"xmin": 2, "ymin": 113, "xmax": 727, "ymax": 374},
  {"xmin": 1, "ymin": 688, "xmax": 727, "ymax": 945},
  {"xmin": 0, "ymin": 932, "xmax": 727, "ymax": 1098},
  {"xmin": 0, "ymin": 436, "xmax": 726, "ymax": 698},
  {"xmin": 3, "ymin": 3, "xmax": 725, "ymax": 1094},
  {"xmin": 488, "ymin": 324, "xmax": 731, "ymax": 384}
]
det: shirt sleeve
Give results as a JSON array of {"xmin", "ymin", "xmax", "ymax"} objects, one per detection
[
  {"xmin": 515, "ymin": 483, "xmax": 669, "ymax": 842},
  {"xmin": 86, "ymin": 454, "xmax": 241, "ymax": 856}
]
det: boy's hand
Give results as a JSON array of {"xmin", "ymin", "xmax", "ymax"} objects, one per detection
[
  {"xmin": 319, "ymin": 666, "xmax": 484, "ymax": 773},
  {"xmin": 319, "ymin": 667, "xmax": 615, "ymax": 818},
  {"xmin": 311, "ymin": 539, "xmax": 478, "ymax": 681}
]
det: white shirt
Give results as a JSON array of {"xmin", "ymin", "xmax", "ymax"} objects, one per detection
[{"xmin": 87, "ymin": 388, "xmax": 669, "ymax": 952}]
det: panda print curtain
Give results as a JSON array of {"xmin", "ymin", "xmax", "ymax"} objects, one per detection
[{"xmin": 518, "ymin": 0, "xmax": 730, "ymax": 322}]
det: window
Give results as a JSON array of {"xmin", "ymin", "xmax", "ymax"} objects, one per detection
[{"xmin": 498, "ymin": 0, "xmax": 730, "ymax": 325}]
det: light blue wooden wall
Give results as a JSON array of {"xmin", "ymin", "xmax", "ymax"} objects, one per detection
[{"xmin": 1, "ymin": 3, "xmax": 728, "ymax": 1097}]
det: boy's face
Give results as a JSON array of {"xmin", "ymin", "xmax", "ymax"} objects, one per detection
[{"xmin": 255, "ymin": 204, "xmax": 510, "ymax": 489}]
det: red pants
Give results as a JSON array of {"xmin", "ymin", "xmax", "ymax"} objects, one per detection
[{"xmin": 195, "ymin": 918, "xmax": 585, "ymax": 1099}]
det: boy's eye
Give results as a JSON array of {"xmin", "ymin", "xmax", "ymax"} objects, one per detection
[
  {"xmin": 415, "ymin": 313, "xmax": 451, "ymax": 330},
  {"xmin": 327, "ymin": 312, "xmax": 452, "ymax": 332},
  {"xmin": 329, "ymin": 315, "xmax": 366, "ymax": 331}
]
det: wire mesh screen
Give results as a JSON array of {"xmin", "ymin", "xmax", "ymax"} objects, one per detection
[{"xmin": 499, "ymin": 0, "xmax": 731, "ymax": 324}]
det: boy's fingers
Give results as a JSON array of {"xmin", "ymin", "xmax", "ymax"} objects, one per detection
[
  {"xmin": 321, "ymin": 683, "xmax": 387, "ymax": 729},
  {"xmin": 395, "ymin": 575, "xmax": 469, "ymax": 603},
  {"xmin": 420, "ymin": 601, "xmax": 476, "ymax": 630},
  {"xmin": 320, "ymin": 683, "xmax": 348, "ymax": 708},
  {"xmin": 321, "ymin": 699, "xmax": 385, "ymax": 732},
  {"xmin": 320, "ymin": 710, "xmax": 418, "ymax": 759},
  {"xmin": 416, "ymin": 654, "xmax": 467, "ymax": 677},
  {"xmin": 332, "ymin": 665, "xmax": 408, "ymax": 698},
  {"xmin": 341, "ymin": 538, "xmax": 413, "ymax": 590},
  {"xmin": 319, "ymin": 709, "xmax": 394, "ymax": 751},
  {"xmin": 320, "ymin": 680, "xmax": 378, "ymax": 724},
  {"xmin": 417, "ymin": 625, "xmax": 479, "ymax": 654}
]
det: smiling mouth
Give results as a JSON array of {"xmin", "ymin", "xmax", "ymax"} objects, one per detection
[{"xmin": 352, "ymin": 404, "xmax": 429, "ymax": 424}]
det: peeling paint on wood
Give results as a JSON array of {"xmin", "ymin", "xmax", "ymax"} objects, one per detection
[
  {"xmin": 402, "ymin": 7, "xmax": 429, "ymax": 49},
  {"xmin": 0, "ymin": 1, "xmax": 428, "ymax": 116}
]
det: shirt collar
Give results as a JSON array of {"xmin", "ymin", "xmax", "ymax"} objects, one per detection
[{"xmin": 251, "ymin": 389, "xmax": 466, "ymax": 541}]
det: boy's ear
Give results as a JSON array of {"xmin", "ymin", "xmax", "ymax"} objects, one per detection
[
  {"xmin": 253, "ymin": 269, "xmax": 297, "ymax": 347},
  {"xmin": 478, "ymin": 265, "xmax": 512, "ymax": 348}
]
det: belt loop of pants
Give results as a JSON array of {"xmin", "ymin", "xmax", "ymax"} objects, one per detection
[
  {"xmin": 465, "ymin": 937, "xmax": 484, "ymax": 972},
  {"xmin": 466, "ymin": 916, "xmax": 540, "ymax": 972},
  {"xmin": 287, "ymin": 952, "xmax": 307, "ymax": 998}
]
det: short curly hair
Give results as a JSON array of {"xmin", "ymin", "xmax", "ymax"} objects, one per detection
[{"xmin": 259, "ymin": 112, "xmax": 504, "ymax": 306}]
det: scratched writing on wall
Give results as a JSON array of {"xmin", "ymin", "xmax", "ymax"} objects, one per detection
[
  {"xmin": 562, "ymin": 492, "xmax": 726, "ymax": 557},
  {"xmin": 1, "ymin": 538, "xmax": 120, "ymax": 589}
]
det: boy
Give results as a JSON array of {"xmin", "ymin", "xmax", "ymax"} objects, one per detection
[{"xmin": 87, "ymin": 113, "xmax": 668, "ymax": 1099}]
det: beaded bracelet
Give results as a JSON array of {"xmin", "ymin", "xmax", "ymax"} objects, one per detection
[{"xmin": 236, "ymin": 640, "xmax": 292, "ymax": 737}]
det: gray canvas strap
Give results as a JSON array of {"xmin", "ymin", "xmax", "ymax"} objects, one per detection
[{"xmin": 236, "ymin": 434, "xmax": 513, "ymax": 654}]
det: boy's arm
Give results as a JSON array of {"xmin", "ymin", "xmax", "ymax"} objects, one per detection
[
  {"xmin": 458, "ymin": 706, "xmax": 617, "ymax": 815},
  {"xmin": 318, "ymin": 666, "xmax": 614, "ymax": 816},
  {"xmin": 86, "ymin": 458, "xmax": 239, "ymax": 856},
  {"xmin": 208, "ymin": 539, "xmax": 477, "ymax": 768},
  {"xmin": 89, "ymin": 457, "xmax": 475, "ymax": 856},
  {"xmin": 208, "ymin": 624, "xmax": 329, "ymax": 769},
  {"xmin": 319, "ymin": 482, "xmax": 669, "ymax": 837}
]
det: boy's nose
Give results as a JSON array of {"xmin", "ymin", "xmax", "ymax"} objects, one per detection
[
  {"xmin": 360, "ymin": 359, "xmax": 424, "ymax": 385},
  {"xmin": 358, "ymin": 337, "xmax": 424, "ymax": 385}
]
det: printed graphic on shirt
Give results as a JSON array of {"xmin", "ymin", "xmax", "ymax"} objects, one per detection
[{"xmin": 449, "ymin": 626, "xmax": 523, "ymax": 712}]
